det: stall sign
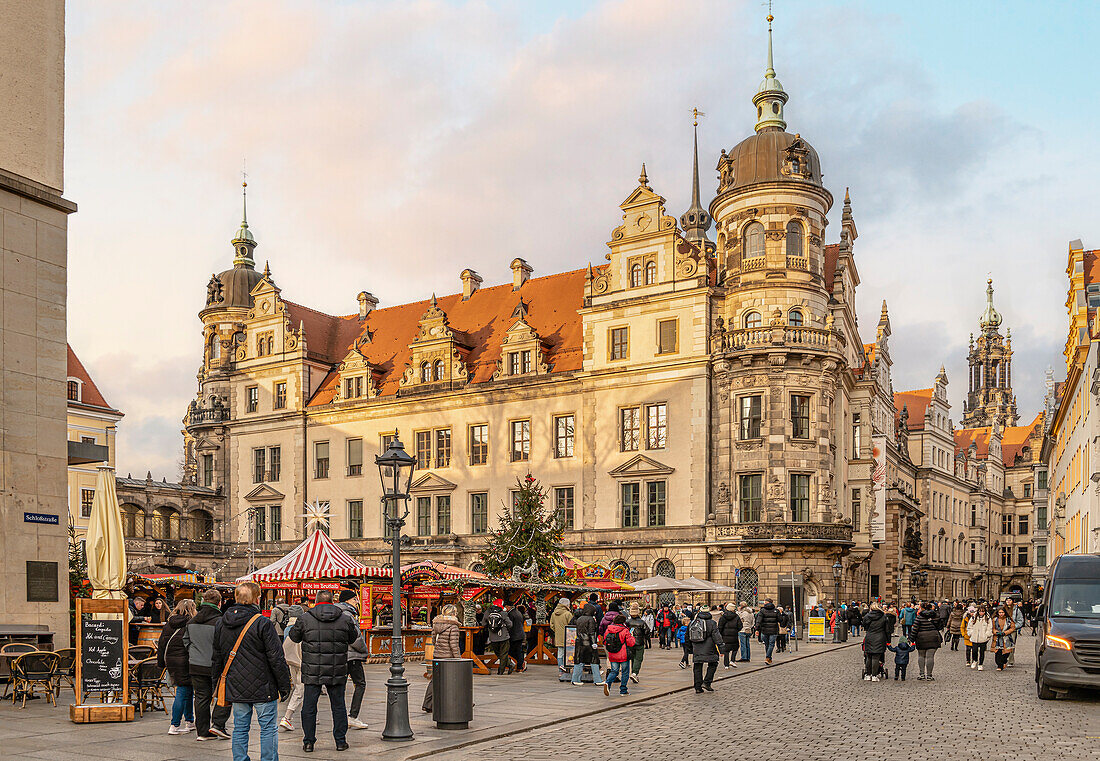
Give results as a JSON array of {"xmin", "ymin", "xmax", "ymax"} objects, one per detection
[
  {"xmin": 359, "ymin": 586, "xmax": 373, "ymax": 628},
  {"xmin": 807, "ymin": 617, "xmax": 827, "ymax": 642},
  {"xmin": 265, "ymin": 581, "xmax": 342, "ymax": 591},
  {"xmin": 564, "ymin": 625, "xmax": 577, "ymax": 666},
  {"xmin": 461, "ymin": 586, "xmax": 487, "ymax": 602},
  {"xmin": 409, "ymin": 585, "xmax": 445, "ymax": 600}
]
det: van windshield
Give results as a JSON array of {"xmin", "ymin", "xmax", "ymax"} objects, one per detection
[{"xmin": 1050, "ymin": 581, "xmax": 1100, "ymax": 619}]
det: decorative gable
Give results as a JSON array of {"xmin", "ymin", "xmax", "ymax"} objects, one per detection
[
  {"xmin": 335, "ymin": 339, "xmax": 378, "ymax": 402},
  {"xmin": 410, "ymin": 473, "xmax": 458, "ymax": 493},
  {"xmin": 608, "ymin": 454, "xmax": 675, "ymax": 478},
  {"xmin": 244, "ymin": 483, "xmax": 285, "ymax": 502},
  {"xmin": 782, "ymin": 137, "xmax": 814, "ymax": 181},
  {"xmin": 492, "ymin": 299, "xmax": 550, "ymax": 380},
  {"xmin": 400, "ymin": 296, "xmax": 470, "ymax": 390},
  {"xmin": 193, "ymin": 437, "xmax": 220, "ymax": 453}
]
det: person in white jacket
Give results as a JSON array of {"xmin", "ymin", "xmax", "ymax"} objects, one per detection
[
  {"xmin": 736, "ymin": 603, "xmax": 755, "ymax": 662},
  {"xmin": 964, "ymin": 606, "xmax": 993, "ymax": 671}
]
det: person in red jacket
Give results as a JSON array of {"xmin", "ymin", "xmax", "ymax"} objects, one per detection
[{"xmin": 601, "ymin": 614, "xmax": 636, "ymax": 697}]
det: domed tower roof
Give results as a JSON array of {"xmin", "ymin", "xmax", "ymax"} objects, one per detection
[
  {"xmin": 979, "ymin": 278, "xmax": 1003, "ymax": 332},
  {"xmin": 204, "ymin": 182, "xmax": 262, "ymax": 311},
  {"xmin": 723, "ymin": 129, "xmax": 822, "ymax": 191}
]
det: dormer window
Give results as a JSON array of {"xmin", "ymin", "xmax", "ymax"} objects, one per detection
[
  {"xmin": 743, "ymin": 222, "xmax": 765, "ymax": 259},
  {"xmin": 255, "ymin": 331, "xmax": 274, "ymax": 357},
  {"xmin": 645, "ymin": 261, "xmax": 657, "ymax": 285},
  {"xmin": 433, "ymin": 359, "xmax": 446, "ymax": 381},
  {"xmin": 209, "ymin": 334, "xmax": 221, "ymax": 360},
  {"xmin": 420, "ymin": 362, "xmax": 431, "ymax": 383},
  {"xmin": 630, "ymin": 263, "xmax": 642, "ymax": 287},
  {"xmin": 67, "ymin": 380, "xmax": 80, "ymax": 402},
  {"xmin": 509, "ymin": 350, "xmax": 532, "ymax": 376},
  {"xmin": 344, "ymin": 376, "xmax": 364, "ymax": 399}
]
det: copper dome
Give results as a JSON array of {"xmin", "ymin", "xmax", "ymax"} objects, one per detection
[
  {"xmin": 718, "ymin": 129, "xmax": 822, "ymax": 193},
  {"xmin": 213, "ymin": 264, "xmax": 263, "ymax": 310}
]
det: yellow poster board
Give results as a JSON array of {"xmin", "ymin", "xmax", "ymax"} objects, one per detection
[{"xmin": 807, "ymin": 616, "xmax": 826, "ymax": 642}]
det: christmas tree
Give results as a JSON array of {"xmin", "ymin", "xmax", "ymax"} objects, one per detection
[{"xmin": 479, "ymin": 473, "xmax": 564, "ymax": 581}]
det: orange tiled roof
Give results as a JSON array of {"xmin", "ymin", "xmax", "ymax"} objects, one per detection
[
  {"xmin": 1000, "ymin": 412, "xmax": 1043, "ymax": 466},
  {"xmin": 954, "ymin": 427, "xmax": 991, "ymax": 459},
  {"xmin": 824, "ymin": 244, "xmax": 840, "ymax": 287},
  {"xmin": 303, "ymin": 268, "xmax": 589, "ymax": 406},
  {"xmin": 1085, "ymin": 249, "xmax": 1100, "ymax": 286},
  {"xmin": 893, "ymin": 389, "xmax": 933, "ymax": 430},
  {"xmin": 67, "ymin": 344, "xmax": 121, "ymax": 414}
]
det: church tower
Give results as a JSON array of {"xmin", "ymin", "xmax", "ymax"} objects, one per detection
[{"xmin": 962, "ymin": 279, "xmax": 1018, "ymax": 428}]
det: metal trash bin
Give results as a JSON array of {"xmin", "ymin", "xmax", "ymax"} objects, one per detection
[
  {"xmin": 432, "ymin": 658, "xmax": 473, "ymax": 730},
  {"xmin": 833, "ymin": 620, "xmax": 848, "ymax": 642}
]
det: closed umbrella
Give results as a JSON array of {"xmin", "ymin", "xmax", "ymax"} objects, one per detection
[{"xmin": 85, "ymin": 465, "xmax": 127, "ymax": 600}]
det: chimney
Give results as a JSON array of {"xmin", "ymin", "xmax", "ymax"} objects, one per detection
[
  {"xmin": 460, "ymin": 269, "xmax": 482, "ymax": 301},
  {"xmin": 357, "ymin": 291, "xmax": 378, "ymax": 321},
  {"xmin": 511, "ymin": 258, "xmax": 533, "ymax": 290}
]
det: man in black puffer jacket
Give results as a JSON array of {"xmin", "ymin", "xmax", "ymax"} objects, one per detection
[
  {"xmin": 211, "ymin": 582, "xmax": 291, "ymax": 761},
  {"xmin": 754, "ymin": 599, "xmax": 782, "ymax": 664},
  {"xmin": 689, "ymin": 607, "xmax": 721, "ymax": 693},
  {"xmin": 717, "ymin": 603, "xmax": 742, "ymax": 669},
  {"xmin": 288, "ymin": 590, "xmax": 361, "ymax": 753}
]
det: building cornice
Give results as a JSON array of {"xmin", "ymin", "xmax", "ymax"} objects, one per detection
[{"xmin": 0, "ymin": 167, "xmax": 77, "ymax": 213}]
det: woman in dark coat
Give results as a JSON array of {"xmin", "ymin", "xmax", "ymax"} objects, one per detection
[
  {"xmin": 910, "ymin": 602, "xmax": 943, "ymax": 680},
  {"xmin": 717, "ymin": 603, "xmax": 742, "ymax": 669},
  {"xmin": 422, "ymin": 605, "xmax": 462, "ymax": 713},
  {"xmin": 157, "ymin": 599, "xmax": 196, "ymax": 733},
  {"xmin": 861, "ymin": 603, "xmax": 892, "ymax": 681},
  {"xmin": 569, "ymin": 603, "xmax": 604, "ymax": 686},
  {"xmin": 689, "ymin": 607, "xmax": 721, "ymax": 693}
]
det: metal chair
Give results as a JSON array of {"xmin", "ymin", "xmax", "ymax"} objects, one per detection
[
  {"xmin": 51, "ymin": 648, "xmax": 76, "ymax": 701},
  {"xmin": 128, "ymin": 657, "xmax": 168, "ymax": 716},
  {"xmin": 1, "ymin": 643, "xmax": 40, "ymax": 700},
  {"xmin": 128, "ymin": 645, "xmax": 156, "ymax": 661},
  {"xmin": 9, "ymin": 652, "xmax": 60, "ymax": 708}
]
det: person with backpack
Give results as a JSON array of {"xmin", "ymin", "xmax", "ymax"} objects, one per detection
[
  {"xmin": 688, "ymin": 606, "xmax": 721, "ymax": 693},
  {"xmin": 899, "ymin": 602, "xmax": 917, "ymax": 638},
  {"xmin": 486, "ymin": 599, "xmax": 512, "ymax": 675},
  {"xmin": 570, "ymin": 603, "xmax": 604, "ymax": 686},
  {"xmin": 601, "ymin": 613, "xmax": 636, "ymax": 696},
  {"xmin": 185, "ymin": 589, "xmax": 232, "ymax": 741},
  {"xmin": 211, "ymin": 582, "xmax": 292, "ymax": 761},
  {"xmin": 507, "ymin": 601, "xmax": 527, "ymax": 673},
  {"xmin": 624, "ymin": 602, "xmax": 649, "ymax": 682},
  {"xmin": 886, "ymin": 635, "xmax": 914, "ymax": 681},
  {"xmin": 717, "ymin": 603, "xmax": 742, "ymax": 669},
  {"xmin": 158, "ymin": 599, "xmax": 196, "ymax": 735}
]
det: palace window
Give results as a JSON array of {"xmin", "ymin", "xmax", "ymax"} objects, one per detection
[
  {"xmin": 420, "ymin": 362, "xmax": 431, "ymax": 383},
  {"xmin": 739, "ymin": 474, "xmax": 762, "ymax": 522},
  {"xmin": 647, "ymin": 481, "xmax": 667, "ymax": 527},
  {"xmin": 1002, "ymin": 514, "xmax": 1013, "ymax": 535},
  {"xmin": 435, "ymin": 428, "xmax": 452, "ymax": 467},
  {"xmin": 201, "ymin": 453, "xmax": 214, "ymax": 487},
  {"xmin": 1023, "ymin": 483, "xmax": 1032, "ymax": 498},
  {"xmin": 735, "ymin": 568, "xmax": 759, "ymax": 606},
  {"xmin": 743, "ymin": 311, "xmax": 762, "ymax": 329},
  {"xmin": 121, "ymin": 504, "xmax": 145, "ymax": 538},
  {"xmin": 788, "ymin": 308, "xmax": 803, "ymax": 327},
  {"xmin": 80, "ymin": 489, "xmax": 95, "ymax": 519},
  {"xmin": 253, "ymin": 448, "xmax": 266, "ymax": 484},
  {"xmin": 621, "ymin": 482, "xmax": 641, "ymax": 528},
  {"xmin": 469, "ymin": 424, "xmax": 489, "ymax": 465},
  {"xmin": 657, "ymin": 318, "xmax": 678, "ymax": 355},
  {"xmin": 67, "ymin": 380, "xmax": 79, "ymax": 401},
  {"xmin": 785, "ymin": 221, "xmax": 803, "ymax": 257},
  {"xmin": 554, "ymin": 414, "xmax": 575, "ymax": 458},
  {"xmin": 630, "ymin": 263, "xmax": 643, "ymax": 287},
  {"xmin": 1018, "ymin": 515, "xmax": 1029, "ymax": 535},
  {"xmin": 380, "ymin": 433, "xmax": 395, "ymax": 454},
  {"xmin": 314, "ymin": 441, "xmax": 329, "ymax": 479},
  {"xmin": 246, "ymin": 386, "xmax": 259, "ymax": 413},
  {"xmin": 416, "ymin": 430, "xmax": 432, "ymax": 469},
  {"xmin": 1001, "ymin": 546, "xmax": 1012, "ymax": 567},
  {"xmin": 851, "ymin": 412, "xmax": 861, "ymax": 457},
  {"xmin": 610, "ymin": 327, "xmax": 629, "ymax": 360},
  {"xmin": 470, "ymin": 492, "xmax": 488, "ymax": 534},
  {"xmin": 620, "ymin": 407, "xmax": 641, "ymax": 452},
  {"xmin": 1037, "ymin": 470, "xmax": 1048, "ymax": 491},
  {"xmin": 436, "ymin": 495, "xmax": 451, "ymax": 535},
  {"xmin": 255, "ymin": 331, "xmax": 274, "ymax": 357},
  {"xmin": 344, "ymin": 376, "xmax": 364, "ymax": 399},
  {"xmin": 646, "ymin": 403, "xmax": 667, "ymax": 449},
  {"xmin": 510, "ymin": 419, "xmax": 530, "ymax": 462},
  {"xmin": 739, "ymin": 395, "xmax": 762, "ymax": 439},
  {"xmin": 416, "ymin": 497, "xmax": 431, "ymax": 536},
  {"xmin": 348, "ymin": 500, "xmax": 363, "ymax": 539},
  {"xmin": 268, "ymin": 446, "xmax": 281, "ymax": 481},
  {"xmin": 346, "ymin": 437, "xmax": 363, "ymax": 476},
  {"xmin": 791, "ymin": 394, "xmax": 811, "ymax": 439},
  {"xmin": 509, "ymin": 350, "xmax": 532, "ymax": 376},
  {"xmin": 274, "ymin": 381, "xmax": 287, "ymax": 409},
  {"xmin": 434, "ymin": 359, "xmax": 446, "ymax": 381},
  {"xmin": 252, "ymin": 507, "xmax": 266, "ymax": 543},
  {"xmin": 555, "ymin": 486, "xmax": 575, "ymax": 530},
  {"xmin": 1017, "ymin": 546, "xmax": 1028, "ymax": 567},
  {"xmin": 743, "ymin": 221, "xmax": 765, "ymax": 259},
  {"xmin": 790, "ymin": 473, "xmax": 810, "ymax": 522},
  {"xmin": 645, "ymin": 260, "xmax": 657, "ymax": 285},
  {"xmin": 852, "ymin": 488, "xmax": 861, "ymax": 530}
]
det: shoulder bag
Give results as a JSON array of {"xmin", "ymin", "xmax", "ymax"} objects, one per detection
[{"xmin": 215, "ymin": 614, "xmax": 262, "ymax": 707}]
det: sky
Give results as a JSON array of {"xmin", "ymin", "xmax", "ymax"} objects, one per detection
[{"xmin": 64, "ymin": 0, "xmax": 1100, "ymax": 480}]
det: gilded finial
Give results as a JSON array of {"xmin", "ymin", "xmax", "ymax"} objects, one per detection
[
  {"xmin": 692, "ymin": 107, "xmax": 705, "ymax": 127},
  {"xmin": 638, "ymin": 163, "xmax": 649, "ymax": 188}
]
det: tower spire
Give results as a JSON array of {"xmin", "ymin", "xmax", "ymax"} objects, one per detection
[
  {"xmin": 753, "ymin": 10, "xmax": 788, "ymax": 133},
  {"xmin": 680, "ymin": 108, "xmax": 712, "ymax": 247},
  {"xmin": 979, "ymin": 278, "xmax": 1002, "ymax": 331},
  {"xmin": 232, "ymin": 177, "xmax": 257, "ymax": 267}
]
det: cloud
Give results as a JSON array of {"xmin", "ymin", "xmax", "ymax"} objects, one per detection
[{"xmin": 63, "ymin": 0, "xmax": 1099, "ymax": 476}]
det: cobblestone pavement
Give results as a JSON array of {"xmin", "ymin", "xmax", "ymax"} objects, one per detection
[{"xmin": 431, "ymin": 635, "xmax": 1100, "ymax": 761}]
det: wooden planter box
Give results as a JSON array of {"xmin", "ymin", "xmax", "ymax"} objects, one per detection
[{"xmin": 70, "ymin": 703, "xmax": 135, "ymax": 723}]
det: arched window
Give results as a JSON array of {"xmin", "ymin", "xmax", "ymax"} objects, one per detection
[
  {"xmin": 785, "ymin": 221, "xmax": 803, "ymax": 257},
  {"xmin": 630, "ymin": 263, "xmax": 642, "ymax": 287},
  {"xmin": 420, "ymin": 362, "xmax": 431, "ymax": 383},
  {"xmin": 735, "ymin": 568, "xmax": 759, "ymax": 605},
  {"xmin": 790, "ymin": 156, "xmax": 801, "ymax": 174},
  {"xmin": 469, "ymin": 562, "xmax": 486, "ymax": 575},
  {"xmin": 654, "ymin": 559, "xmax": 677, "ymax": 607},
  {"xmin": 433, "ymin": 360, "xmax": 446, "ymax": 382},
  {"xmin": 644, "ymin": 261, "xmax": 657, "ymax": 285},
  {"xmin": 743, "ymin": 222, "xmax": 765, "ymax": 259},
  {"xmin": 190, "ymin": 510, "xmax": 215, "ymax": 542},
  {"xmin": 209, "ymin": 334, "xmax": 220, "ymax": 360},
  {"xmin": 120, "ymin": 504, "xmax": 145, "ymax": 538},
  {"xmin": 151, "ymin": 507, "xmax": 179, "ymax": 540},
  {"xmin": 743, "ymin": 311, "xmax": 762, "ymax": 330},
  {"xmin": 788, "ymin": 308, "xmax": 804, "ymax": 327}
]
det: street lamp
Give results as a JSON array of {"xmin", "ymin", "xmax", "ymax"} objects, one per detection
[
  {"xmin": 831, "ymin": 561, "xmax": 843, "ymax": 642},
  {"xmin": 376, "ymin": 435, "xmax": 416, "ymax": 742}
]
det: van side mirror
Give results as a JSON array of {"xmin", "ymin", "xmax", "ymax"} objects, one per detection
[{"xmin": 1037, "ymin": 603, "xmax": 1046, "ymax": 620}]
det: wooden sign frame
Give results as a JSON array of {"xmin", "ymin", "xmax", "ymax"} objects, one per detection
[{"xmin": 70, "ymin": 597, "xmax": 135, "ymax": 723}]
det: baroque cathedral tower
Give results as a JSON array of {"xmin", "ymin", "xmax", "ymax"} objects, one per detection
[{"xmin": 962, "ymin": 279, "xmax": 1018, "ymax": 428}]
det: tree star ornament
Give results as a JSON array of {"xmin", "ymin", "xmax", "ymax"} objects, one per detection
[{"xmin": 303, "ymin": 501, "xmax": 331, "ymax": 531}]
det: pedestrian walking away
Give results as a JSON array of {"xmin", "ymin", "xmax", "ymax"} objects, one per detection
[
  {"xmin": 507, "ymin": 600, "xmax": 528, "ymax": 673},
  {"xmin": 861, "ymin": 602, "xmax": 892, "ymax": 681},
  {"xmin": 601, "ymin": 613, "xmax": 636, "ymax": 696},
  {"xmin": 624, "ymin": 602, "xmax": 649, "ymax": 682},
  {"xmin": 158, "ymin": 599, "xmax": 197, "ymax": 735},
  {"xmin": 422, "ymin": 604, "xmax": 462, "ymax": 713},
  {"xmin": 486, "ymin": 599, "xmax": 512, "ymax": 675},
  {"xmin": 736, "ymin": 603, "xmax": 754, "ymax": 662},
  {"xmin": 677, "ymin": 616, "xmax": 692, "ymax": 668},
  {"xmin": 550, "ymin": 598, "xmax": 573, "ymax": 682},
  {"xmin": 287, "ymin": 589, "xmax": 361, "ymax": 753},
  {"xmin": 211, "ymin": 581, "xmax": 292, "ymax": 761},
  {"xmin": 688, "ymin": 606, "xmax": 721, "ymax": 693},
  {"xmin": 910, "ymin": 602, "xmax": 943, "ymax": 680},
  {"xmin": 754, "ymin": 599, "xmax": 783, "ymax": 664},
  {"xmin": 717, "ymin": 603, "xmax": 741, "ymax": 669},
  {"xmin": 185, "ymin": 589, "xmax": 233, "ymax": 741},
  {"xmin": 570, "ymin": 602, "xmax": 604, "ymax": 686}
]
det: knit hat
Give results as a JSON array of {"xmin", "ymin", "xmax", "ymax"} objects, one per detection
[
  {"xmin": 559, "ymin": 597, "xmax": 570, "ymax": 607},
  {"xmin": 628, "ymin": 602, "xmax": 640, "ymax": 615},
  {"xmin": 725, "ymin": 602, "xmax": 736, "ymax": 612}
]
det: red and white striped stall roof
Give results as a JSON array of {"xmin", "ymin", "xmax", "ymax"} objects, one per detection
[
  {"xmin": 238, "ymin": 530, "xmax": 368, "ymax": 582},
  {"xmin": 360, "ymin": 561, "xmax": 489, "ymax": 581}
]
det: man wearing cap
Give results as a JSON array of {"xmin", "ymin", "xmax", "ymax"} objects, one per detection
[
  {"xmin": 486, "ymin": 598, "xmax": 512, "ymax": 675},
  {"xmin": 550, "ymin": 598, "xmax": 573, "ymax": 682}
]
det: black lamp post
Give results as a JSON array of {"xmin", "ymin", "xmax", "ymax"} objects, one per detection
[
  {"xmin": 376, "ymin": 435, "xmax": 416, "ymax": 741},
  {"xmin": 831, "ymin": 561, "xmax": 842, "ymax": 642}
]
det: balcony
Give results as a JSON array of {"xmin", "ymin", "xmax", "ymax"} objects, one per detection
[
  {"xmin": 713, "ymin": 521, "xmax": 853, "ymax": 544},
  {"xmin": 188, "ymin": 401, "xmax": 230, "ymax": 427},
  {"xmin": 720, "ymin": 325, "xmax": 834, "ymax": 353},
  {"xmin": 67, "ymin": 439, "xmax": 109, "ymax": 466},
  {"xmin": 125, "ymin": 537, "xmax": 230, "ymax": 558}
]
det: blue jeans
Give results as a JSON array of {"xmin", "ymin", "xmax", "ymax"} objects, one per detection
[
  {"xmin": 738, "ymin": 632, "xmax": 750, "ymax": 660},
  {"xmin": 604, "ymin": 661, "xmax": 629, "ymax": 694},
  {"xmin": 763, "ymin": 634, "xmax": 777, "ymax": 659},
  {"xmin": 171, "ymin": 684, "xmax": 194, "ymax": 726},
  {"xmin": 570, "ymin": 662, "xmax": 602, "ymax": 684},
  {"xmin": 232, "ymin": 701, "xmax": 279, "ymax": 761},
  {"xmin": 556, "ymin": 646, "xmax": 569, "ymax": 681}
]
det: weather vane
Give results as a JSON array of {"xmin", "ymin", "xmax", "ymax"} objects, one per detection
[{"xmin": 692, "ymin": 107, "xmax": 705, "ymax": 127}]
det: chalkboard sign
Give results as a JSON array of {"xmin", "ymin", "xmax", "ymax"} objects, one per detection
[{"xmin": 80, "ymin": 618, "xmax": 126, "ymax": 694}]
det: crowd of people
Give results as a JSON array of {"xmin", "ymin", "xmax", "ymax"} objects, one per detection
[{"xmin": 856, "ymin": 596, "xmax": 1031, "ymax": 682}]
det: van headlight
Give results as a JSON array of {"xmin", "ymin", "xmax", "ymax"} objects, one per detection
[{"xmin": 1045, "ymin": 634, "xmax": 1072, "ymax": 650}]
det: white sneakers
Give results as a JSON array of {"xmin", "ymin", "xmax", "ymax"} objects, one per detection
[
  {"xmin": 870, "ymin": 676, "xmax": 880, "ymax": 682},
  {"xmin": 347, "ymin": 717, "xmax": 368, "ymax": 730},
  {"xmin": 863, "ymin": 675, "xmax": 872, "ymax": 681},
  {"xmin": 278, "ymin": 718, "xmax": 293, "ymax": 731},
  {"xmin": 971, "ymin": 662, "xmax": 978, "ymax": 669},
  {"xmin": 168, "ymin": 722, "xmax": 194, "ymax": 735},
  {"xmin": 977, "ymin": 665, "xmax": 983, "ymax": 671},
  {"xmin": 629, "ymin": 673, "xmax": 639, "ymax": 683}
]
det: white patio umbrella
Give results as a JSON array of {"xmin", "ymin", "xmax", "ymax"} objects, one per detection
[
  {"xmin": 629, "ymin": 575, "xmax": 691, "ymax": 593},
  {"xmin": 85, "ymin": 465, "xmax": 127, "ymax": 600}
]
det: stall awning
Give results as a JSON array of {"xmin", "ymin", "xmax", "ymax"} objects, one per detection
[{"xmin": 238, "ymin": 530, "xmax": 367, "ymax": 582}]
